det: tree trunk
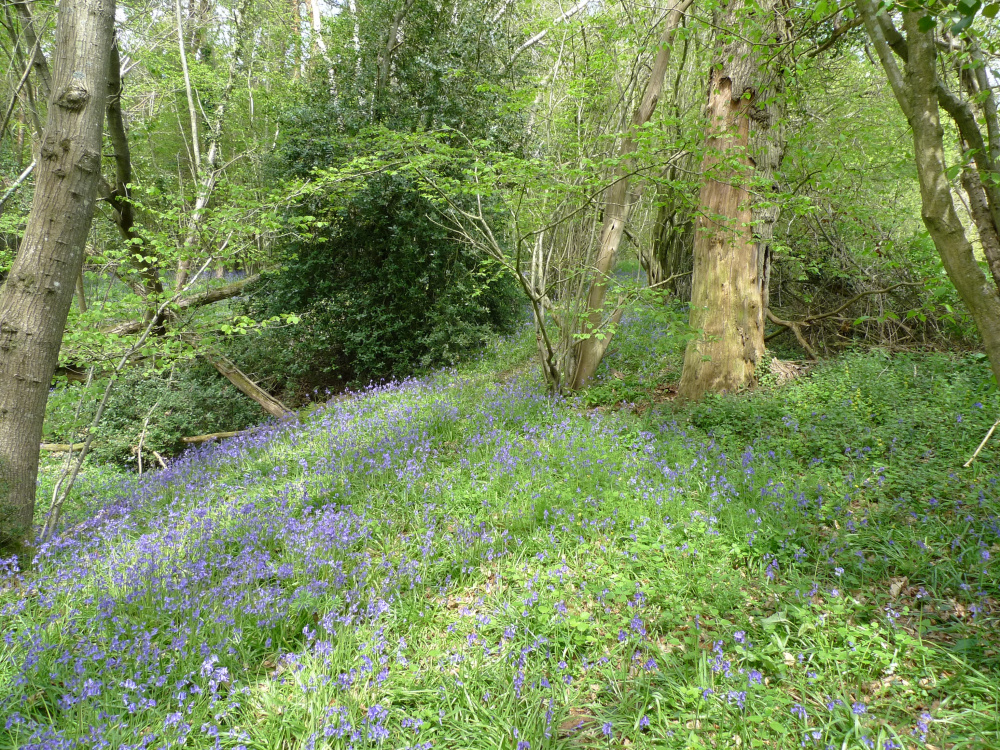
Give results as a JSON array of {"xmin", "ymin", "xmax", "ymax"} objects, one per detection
[
  {"xmin": 962, "ymin": 164, "xmax": 1000, "ymax": 290},
  {"xmin": 105, "ymin": 39, "xmax": 165, "ymax": 318},
  {"xmin": 899, "ymin": 12, "xmax": 1000, "ymax": 387},
  {"xmin": 569, "ymin": 0, "xmax": 695, "ymax": 390},
  {"xmin": 644, "ymin": 174, "xmax": 694, "ymax": 300},
  {"xmin": 175, "ymin": 7, "xmax": 247, "ymax": 290},
  {"xmin": 12, "ymin": 1, "xmax": 52, "ymax": 99},
  {"xmin": 376, "ymin": 0, "xmax": 416, "ymax": 109},
  {"xmin": 0, "ymin": 0, "xmax": 115, "ymax": 563},
  {"xmin": 858, "ymin": 1, "xmax": 1000, "ymax": 390},
  {"xmin": 677, "ymin": 0, "xmax": 787, "ymax": 401}
]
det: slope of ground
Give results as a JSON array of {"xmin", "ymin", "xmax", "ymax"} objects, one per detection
[{"xmin": 2, "ymin": 308, "xmax": 998, "ymax": 750}]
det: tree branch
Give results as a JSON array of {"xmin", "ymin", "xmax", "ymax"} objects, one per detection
[{"xmin": 104, "ymin": 274, "xmax": 259, "ymax": 336}]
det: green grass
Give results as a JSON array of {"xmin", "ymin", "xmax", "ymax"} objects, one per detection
[{"xmin": 3, "ymin": 306, "xmax": 998, "ymax": 750}]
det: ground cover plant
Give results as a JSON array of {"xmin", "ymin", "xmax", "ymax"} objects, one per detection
[{"xmin": 1, "ymin": 312, "xmax": 998, "ymax": 750}]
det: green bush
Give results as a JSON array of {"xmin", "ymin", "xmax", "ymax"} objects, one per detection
[
  {"xmin": 240, "ymin": 173, "xmax": 521, "ymax": 395},
  {"xmin": 45, "ymin": 363, "xmax": 265, "ymax": 468}
]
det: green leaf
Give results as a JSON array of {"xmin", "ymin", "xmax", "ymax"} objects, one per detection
[
  {"xmin": 984, "ymin": 2, "xmax": 999, "ymax": 17},
  {"xmin": 918, "ymin": 14, "xmax": 936, "ymax": 31},
  {"xmin": 761, "ymin": 611, "xmax": 789, "ymax": 627},
  {"xmin": 951, "ymin": 13, "xmax": 976, "ymax": 32},
  {"xmin": 812, "ymin": 0, "xmax": 830, "ymax": 21}
]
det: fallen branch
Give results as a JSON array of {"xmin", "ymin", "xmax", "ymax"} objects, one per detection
[
  {"xmin": 205, "ymin": 352, "xmax": 292, "ymax": 419},
  {"xmin": 765, "ymin": 281, "xmax": 926, "ymax": 355},
  {"xmin": 766, "ymin": 309, "xmax": 819, "ymax": 360},
  {"xmin": 40, "ymin": 442, "xmax": 86, "ymax": 452},
  {"xmin": 964, "ymin": 417, "xmax": 1000, "ymax": 468},
  {"xmin": 181, "ymin": 430, "xmax": 247, "ymax": 444},
  {"xmin": 799, "ymin": 281, "xmax": 924, "ymax": 324},
  {"xmin": 104, "ymin": 274, "xmax": 259, "ymax": 336}
]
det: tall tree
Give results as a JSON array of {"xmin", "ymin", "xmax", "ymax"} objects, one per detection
[
  {"xmin": 857, "ymin": 2, "xmax": 1000, "ymax": 390},
  {"xmin": 677, "ymin": 0, "xmax": 787, "ymax": 401},
  {"xmin": 569, "ymin": 0, "xmax": 694, "ymax": 390},
  {"xmin": 0, "ymin": 0, "xmax": 116, "ymax": 563}
]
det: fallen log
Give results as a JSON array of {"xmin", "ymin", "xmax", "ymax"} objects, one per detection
[
  {"xmin": 40, "ymin": 442, "xmax": 86, "ymax": 452},
  {"xmin": 181, "ymin": 430, "xmax": 247, "ymax": 444},
  {"xmin": 204, "ymin": 352, "xmax": 292, "ymax": 419},
  {"xmin": 104, "ymin": 274, "xmax": 260, "ymax": 336}
]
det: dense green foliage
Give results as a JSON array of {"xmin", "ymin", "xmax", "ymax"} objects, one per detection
[
  {"xmin": 242, "ymin": 172, "xmax": 521, "ymax": 393},
  {"xmin": 3, "ymin": 1, "xmax": 1000, "ymax": 744},
  {"xmin": 45, "ymin": 363, "xmax": 265, "ymax": 467},
  {"xmin": 236, "ymin": 0, "xmax": 530, "ymax": 394}
]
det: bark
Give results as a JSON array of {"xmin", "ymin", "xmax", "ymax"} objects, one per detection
[
  {"xmin": 504, "ymin": 0, "xmax": 589, "ymax": 71},
  {"xmin": 677, "ymin": 0, "xmax": 788, "ymax": 401},
  {"xmin": 644, "ymin": 172, "xmax": 694, "ymax": 300},
  {"xmin": 40, "ymin": 443, "xmax": 86, "ymax": 453},
  {"xmin": 4, "ymin": 3, "xmax": 46, "ymax": 136},
  {"xmin": 569, "ymin": 0, "xmax": 695, "ymax": 390},
  {"xmin": 176, "ymin": 0, "xmax": 202, "ymax": 173},
  {"xmin": 376, "ymin": 0, "xmax": 416, "ymax": 106},
  {"xmin": 11, "ymin": 1, "xmax": 52, "ymax": 98},
  {"xmin": 962, "ymin": 165, "xmax": 1000, "ymax": 290},
  {"xmin": 105, "ymin": 40, "xmax": 165, "ymax": 316},
  {"xmin": 858, "ymin": 1, "xmax": 1000, "ymax": 390},
  {"xmin": 0, "ymin": 43, "xmax": 37, "ymax": 144},
  {"xmin": 175, "ymin": 7, "xmax": 247, "ymax": 290},
  {"xmin": 309, "ymin": 0, "xmax": 329, "ymax": 58},
  {"xmin": 182, "ymin": 430, "xmax": 247, "ymax": 444},
  {"xmin": 75, "ymin": 267, "xmax": 87, "ymax": 313},
  {"xmin": 898, "ymin": 12, "xmax": 1000, "ymax": 388},
  {"xmin": 969, "ymin": 42, "xmax": 999, "ymax": 168},
  {"xmin": 0, "ymin": 0, "xmax": 115, "ymax": 563}
]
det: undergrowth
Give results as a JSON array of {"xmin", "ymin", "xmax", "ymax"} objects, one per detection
[{"xmin": 2, "ymin": 309, "xmax": 997, "ymax": 750}]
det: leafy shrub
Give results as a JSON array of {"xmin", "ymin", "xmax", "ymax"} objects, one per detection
[
  {"xmin": 684, "ymin": 349, "xmax": 999, "ymax": 498},
  {"xmin": 45, "ymin": 362, "xmax": 265, "ymax": 468},
  {"xmin": 240, "ymin": 173, "xmax": 521, "ymax": 395}
]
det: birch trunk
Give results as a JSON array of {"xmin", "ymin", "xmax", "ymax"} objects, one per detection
[
  {"xmin": 0, "ymin": 0, "xmax": 115, "ymax": 563},
  {"xmin": 175, "ymin": 16, "xmax": 247, "ymax": 290}
]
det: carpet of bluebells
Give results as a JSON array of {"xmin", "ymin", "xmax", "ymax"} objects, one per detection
[{"xmin": 1, "ymin": 310, "xmax": 998, "ymax": 750}]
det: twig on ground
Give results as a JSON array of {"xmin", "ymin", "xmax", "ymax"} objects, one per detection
[{"xmin": 964, "ymin": 417, "xmax": 1000, "ymax": 468}]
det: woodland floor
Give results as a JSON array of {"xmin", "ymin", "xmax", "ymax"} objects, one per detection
[{"xmin": 2, "ymin": 303, "xmax": 999, "ymax": 750}]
